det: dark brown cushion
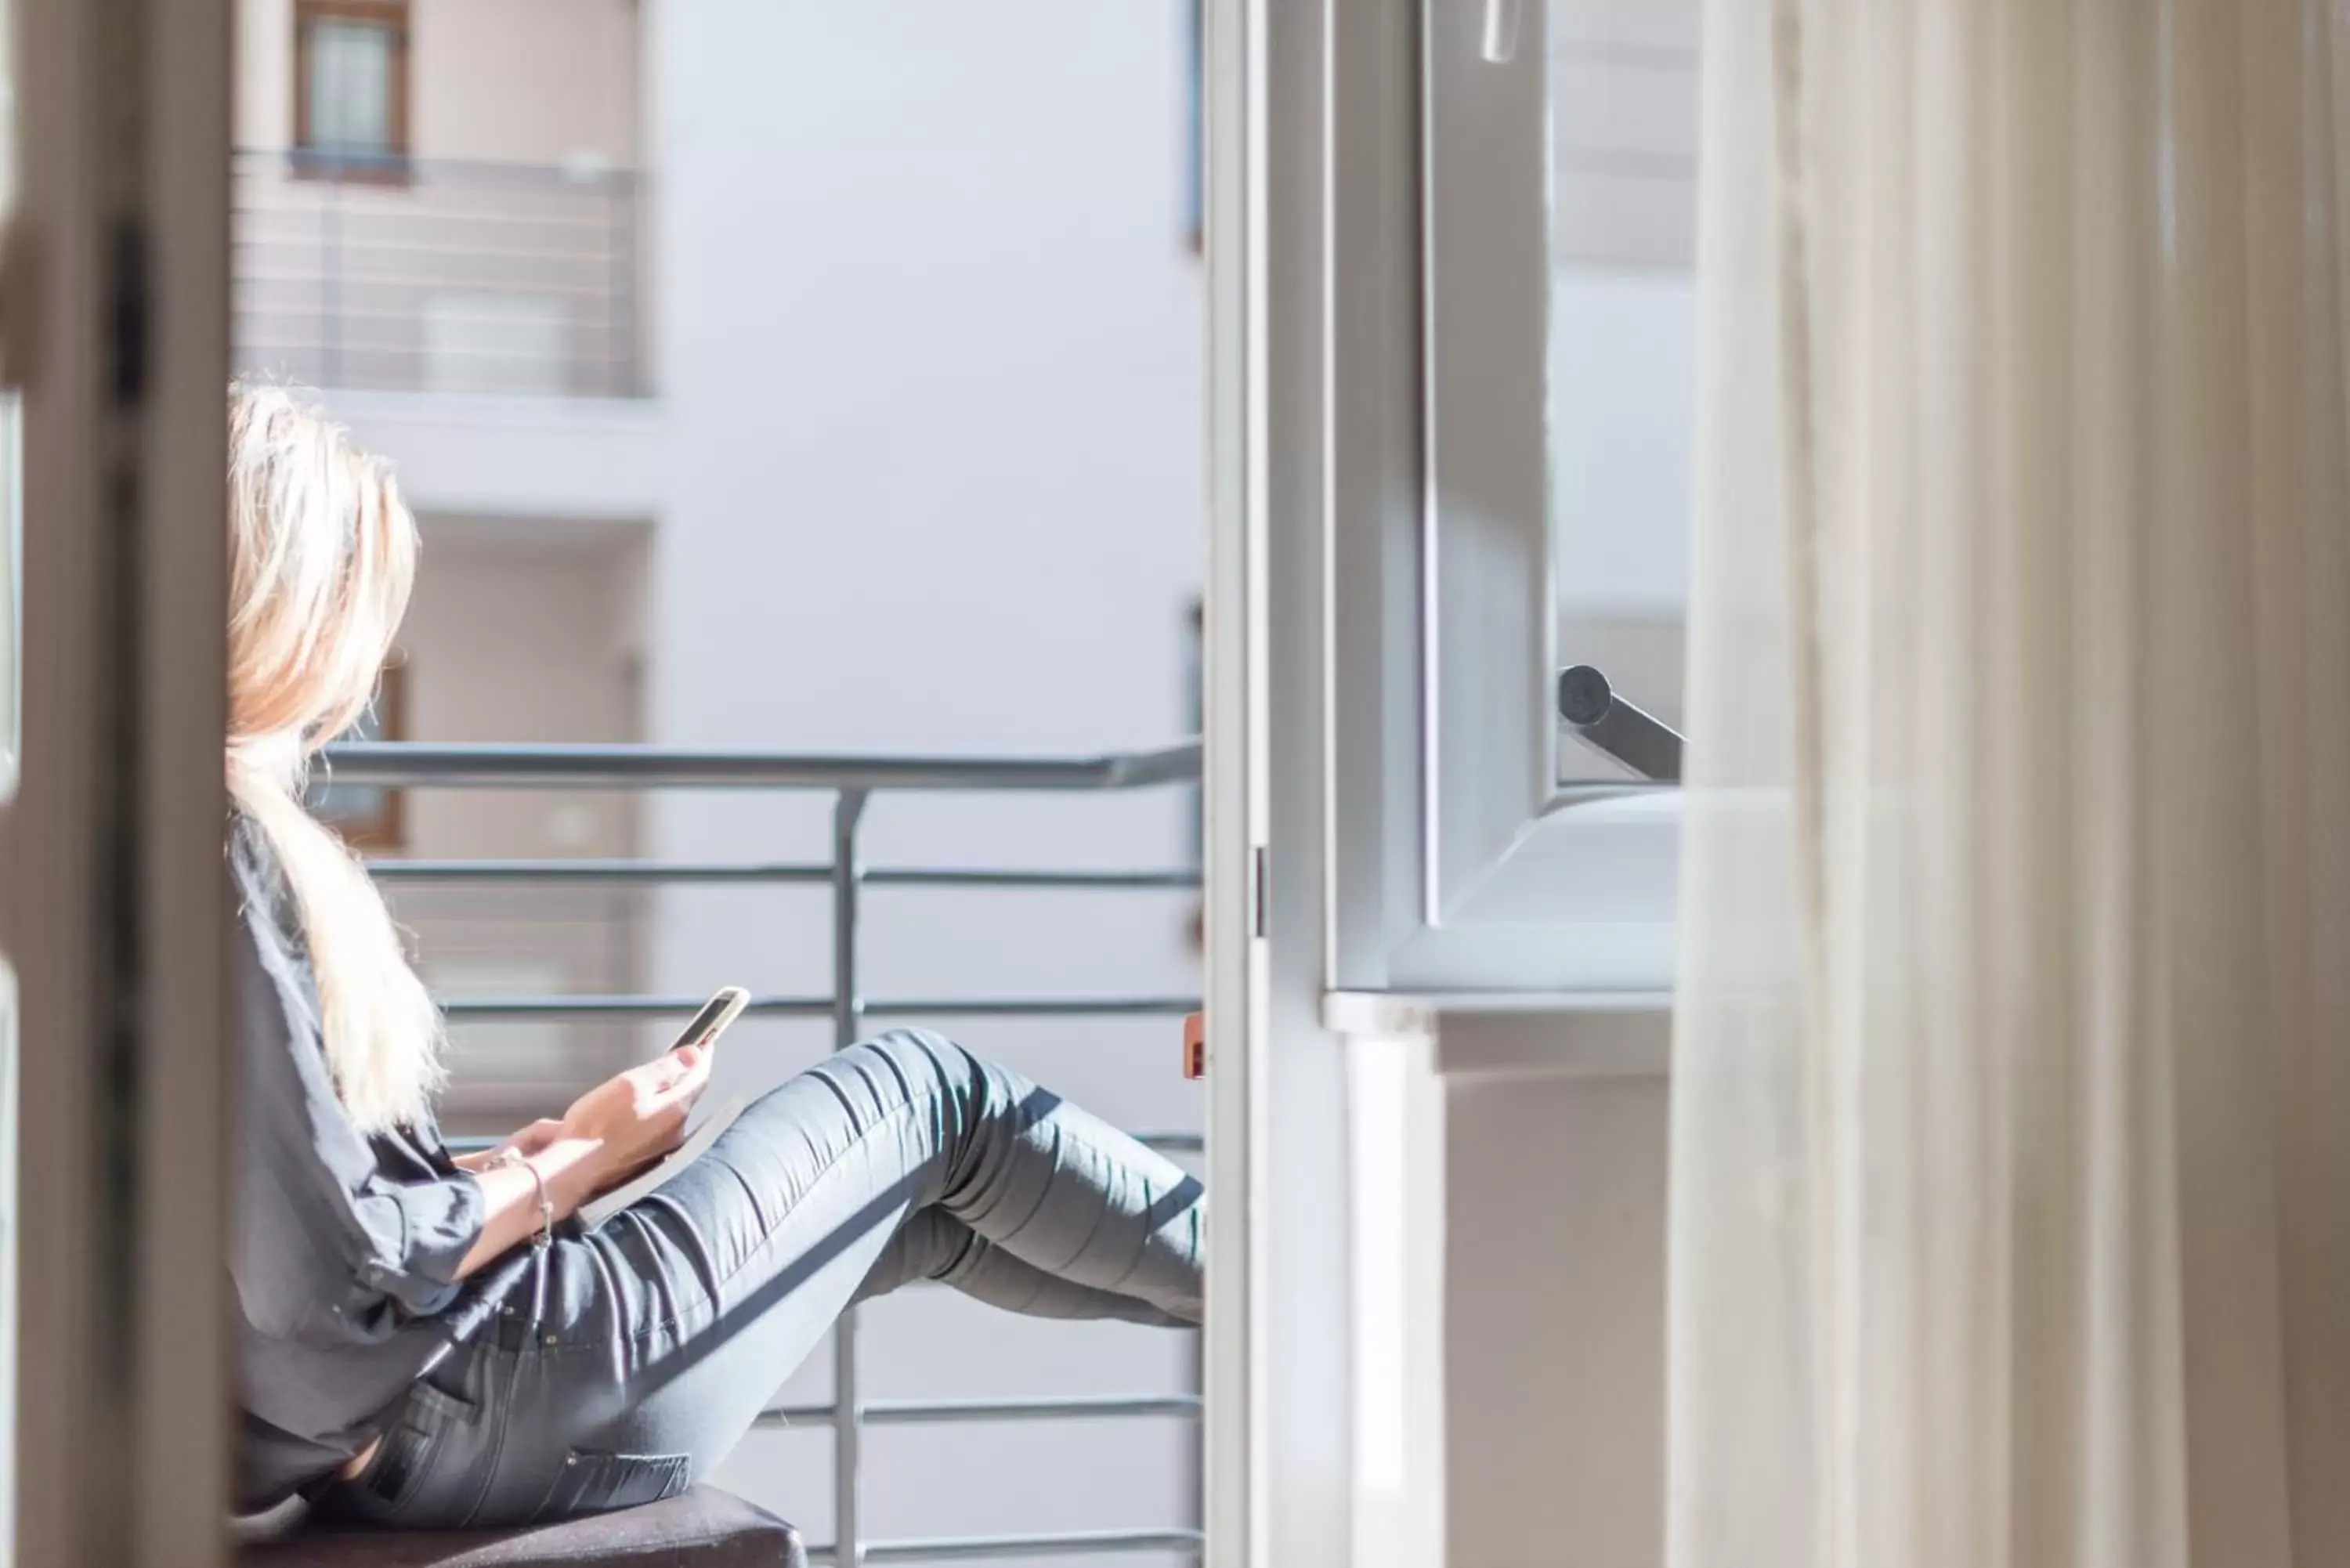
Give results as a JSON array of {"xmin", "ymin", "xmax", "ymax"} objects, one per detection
[{"xmin": 238, "ymin": 1486, "xmax": 806, "ymax": 1568}]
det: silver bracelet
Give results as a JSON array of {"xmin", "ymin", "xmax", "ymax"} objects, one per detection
[
  {"xmin": 521, "ymin": 1156, "xmax": 554, "ymax": 1250},
  {"xmin": 487, "ymin": 1148, "xmax": 557, "ymax": 1249}
]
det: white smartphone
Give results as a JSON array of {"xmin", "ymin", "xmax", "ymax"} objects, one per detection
[{"xmin": 665, "ymin": 985, "xmax": 750, "ymax": 1056}]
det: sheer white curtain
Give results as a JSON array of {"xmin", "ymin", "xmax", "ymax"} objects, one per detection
[{"xmin": 1668, "ymin": 2, "xmax": 2350, "ymax": 1566}]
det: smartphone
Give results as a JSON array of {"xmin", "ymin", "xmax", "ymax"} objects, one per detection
[{"xmin": 666, "ymin": 985, "xmax": 751, "ymax": 1056}]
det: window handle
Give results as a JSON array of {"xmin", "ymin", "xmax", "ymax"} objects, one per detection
[
  {"xmin": 1481, "ymin": 0, "xmax": 1523, "ymax": 63},
  {"xmin": 1557, "ymin": 665, "xmax": 1683, "ymax": 783}
]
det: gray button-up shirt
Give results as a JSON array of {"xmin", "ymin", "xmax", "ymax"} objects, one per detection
[{"xmin": 230, "ymin": 819, "xmax": 494, "ymax": 1510}]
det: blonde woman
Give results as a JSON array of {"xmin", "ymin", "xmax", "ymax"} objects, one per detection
[{"xmin": 228, "ymin": 387, "xmax": 1203, "ymax": 1527}]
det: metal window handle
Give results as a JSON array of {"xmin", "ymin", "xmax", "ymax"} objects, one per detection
[
  {"xmin": 1557, "ymin": 665, "xmax": 1683, "ymax": 783},
  {"xmin": 1482, "ymin": 0, "xmax": 1523, "ymax": 63}
]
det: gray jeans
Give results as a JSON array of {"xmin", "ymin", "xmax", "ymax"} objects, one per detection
[{"xmin": 317, "ymin": 1030, "xmax": 1205, "ymax": 1529}]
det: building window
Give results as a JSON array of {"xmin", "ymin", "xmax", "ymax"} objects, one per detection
[{"xmin": 294, "ymin": 0, "xmax": 410, "ymax": 175}]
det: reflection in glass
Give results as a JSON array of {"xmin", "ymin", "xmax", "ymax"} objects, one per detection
[{"xmin": 1547, "ymin": 0, "xmax": 1699, "ymax": 782}]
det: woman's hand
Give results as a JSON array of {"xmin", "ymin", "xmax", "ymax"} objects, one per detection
[
  {"xmin": 454, "ymin": 1118, "xmax": 566, "ymax": 1174},
  {"xmin": 452, "ymin": 1044, "xmax": 715, "ymax": 1279},
  {"xmin": 556, "ymin": 1043, "xmax": 716, "ymax": 1197}
]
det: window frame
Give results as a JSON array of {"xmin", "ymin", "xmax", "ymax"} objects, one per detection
[
  {"xmin": 1324, "ymin": 0, "xmax": 1682, "ymax": 1002},
  {"xmin": 291, "ymin": 0, "xmax": 413, "ymax": 184}
]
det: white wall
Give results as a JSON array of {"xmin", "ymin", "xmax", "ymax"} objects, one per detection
[
  {"xmin": 1444, "ymin": 1057, "xmax": 1667, "ymax": 1568},
  {"xmin": 645, "ymin": 1, "xmax": 1206, "ymax": 1555},
  {"xmin": 398, "ymin": 518, "xmax": 648, "ymax": 863},
  {"xmin": 334, "ymin": 393, "xmax": 670, "ymax": 522}
]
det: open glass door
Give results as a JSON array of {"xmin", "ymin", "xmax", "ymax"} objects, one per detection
[{"xmin": 0, "ymin": 0, "xmax": 233, "ymax": 1562}]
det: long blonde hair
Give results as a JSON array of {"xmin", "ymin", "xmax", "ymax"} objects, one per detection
[{"xmin": 227, "ymin": 385, "xmax": 443, "ymax": 1133}]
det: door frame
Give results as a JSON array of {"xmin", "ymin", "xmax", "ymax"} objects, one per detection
[
  {"xmin": 1202, "ymin": 0, "xmax": 1372, "ymax": 1563},
  {"xmin": 1199, "ymin": 0, "xmax": 1274, "ymax": 1555},
  {"xmin": 5, "ymin": 0, "xmax": 233, "ymax": 1561}
]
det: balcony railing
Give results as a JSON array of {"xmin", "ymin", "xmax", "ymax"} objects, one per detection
[
  {"xmin": 322, "ymin": 738, "xmax": 1205, "ymax": 1566},
  {"xmin": 233, "ymin": 150, "xmax": 645, "ymax": 399}
]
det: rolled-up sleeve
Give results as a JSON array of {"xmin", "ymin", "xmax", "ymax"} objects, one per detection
[
  {"xmin": 233, "ymin": 898, "xmax": 485, "ymax": 1332},
  {"xmin": 338, "ymin": 1144, "xmax": 485, "ymax": 1313}
]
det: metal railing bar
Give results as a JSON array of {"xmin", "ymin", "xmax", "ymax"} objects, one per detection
[
  {"xmin": 239, "ymin": 207, "xmax": 631, "ymax": 229},
  {"xmin": 234, "ymin": 146, "xmax": 643, "ymax": 184},
  {"xmin": 234, "ymin": 338, "xmax": 621, "ymax": 365},
  {"xmin": 234, "ymin": 221, "xmax": 623, "ymax": 249},
  {"xmin": 320, "ymin": 739, "xmax": 1202, "ymax": 792},
  {"xmin": 234, "ymin": 269, "xmax": 621, "ymax": 300},
  {"xmin": 830, "ymin": 792, "xmax": 869, "ymax": 1567},
  {"xmin": 235, "ymin": 320, "xmax": 624, "ymax": 349},
  {"xmin": 371, "ymin": 858, "xmax": 834, "ymax": 885},
  {"xmin": 366, "ymin": 858, "xmax": 1200, "ymax": 891},
  {"xmin": 234, "ymin": 237, "xmax": 622, "ymax": 268},
  {"xmin": 870, "ymin": 997, "xmax": 1199, "ymax": 1019},
  {"xmin": 444, "ymin": 1130, "xmax": 1198, "ymax": 1158},
  {"xmin": 757, "ymin": 1394, "xmax": 1201, "ymax": 1429},
  {"xmin": 439, "ymin": 994, "xmax": 832, "ymax": 1022},
  {"xmin": 236, "ymin": 231, "xmax": 627, "ymax": 262},
  {"xmin": 436, "ymin": 994, "xmax": 1200, "ymax": 1022},
  {"xmin": 236, "ymin": 184, "xmax": 637, "ymax": 211},
  {"xmin": 805, "ymin": 1529, "xmax": 1203, "ymax": 1565},
  {"xmin": 236, "ymin": 328, "xmax": 626, "ymax": 357},
  {"xmin": 240, "ymin": 309, "xmax": 621, "ymax": 344},
  {"xmin": 863, "ymin": 868, "xmax": 1202, "ymax": 891},
  {"xmin": 233, "ymin": 208, "xmax": 627, "ymax": 234},
  {"xmin": 1138, "ymin": 1133, "xmax": 1202, "ymax": 1154}
]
